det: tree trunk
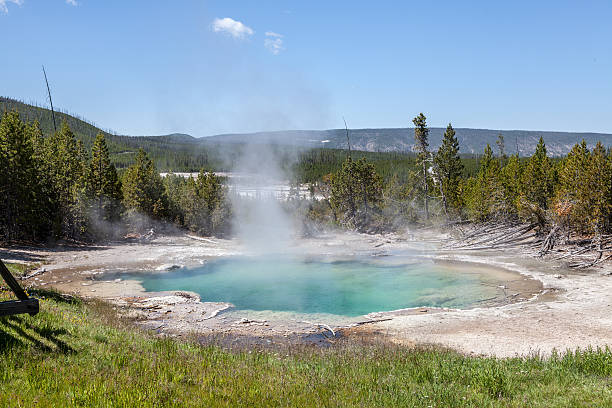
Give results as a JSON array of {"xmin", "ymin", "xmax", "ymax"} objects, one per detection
[
  {"xmin": 422, "ymin": 160, "xmax": 429, "ymax": 220},
  {"xmin": 439, "ymin": 180, "xmax": 448, "ymax": 221}
]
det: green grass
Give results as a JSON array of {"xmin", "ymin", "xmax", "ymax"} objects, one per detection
[
  {"xmin": 0, "ymin": 289, "xmax": 609, "ymax": 407},
  {"xmin": 3, "ymin": 262, "xmax": 37, "ymax": 278}
]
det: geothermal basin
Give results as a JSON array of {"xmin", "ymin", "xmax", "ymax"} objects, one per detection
[
  {"xmin": 23, "ymin": 232, "xmax": 612, "ymax": 357},
  {"xmin": 116, "ymin": 252, "xmax": 527, "ymax": 318}
]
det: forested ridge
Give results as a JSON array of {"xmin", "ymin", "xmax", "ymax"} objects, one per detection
[
  {"xmin": 0, "ymin": 97, "xmax": 219, "ymax": 172},
  {"xmin": 2, "ymin": 96, "xmax": 606, "ymax": 172},
  {"xmin": 1, "ymin": 105, "xmax": 611, "ymax": 245},
  {"xmin": 196, "ymin": 126, "xmax": 612, "ymax": 156},
  {"xmin": 1, "ymin": 97, "xmax": 483, "ymax": 180}
]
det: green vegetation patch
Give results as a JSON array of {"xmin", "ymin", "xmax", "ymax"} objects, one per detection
[
  {"xmin": 3, "ymin": 262, "xmax": 39, "ymax": 279},
  {"xmin": 0, "ymin": 289, "xmax": 609, "ymax": 407}
]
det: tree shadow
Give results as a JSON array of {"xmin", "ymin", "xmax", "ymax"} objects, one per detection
[
  {"xmin": 0, "ymin": 242, "xmax": 110, "ymax": 264},
  {"xmin": 28, "ymin": 288, "xmax": 82, "ymax": 306},
  {"xmin": 0, "ymin": 315, "xmax": 75, "ymax": 354},
  {"xmin": 0, "ymin": 249, "xmax": 46, "ymax": 264}
]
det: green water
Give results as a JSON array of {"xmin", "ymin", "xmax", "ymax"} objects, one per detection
[{"xmin": 121, "ymin": 257, "xmax": 504, "ymax": 316}]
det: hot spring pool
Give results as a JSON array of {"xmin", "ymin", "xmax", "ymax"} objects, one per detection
[{"xmin": 120, "ymin": 257, "xmax": 511, "ymax": 317}]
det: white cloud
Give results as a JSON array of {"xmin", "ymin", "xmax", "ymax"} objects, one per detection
[
  {"xmin": 212, "ymin": 17, "xmax": 254, "ymax": 39},
  {"xmin": 264, "ymin": 32, "xmax": 284, "ymax": 55},
  {"xmin": 0, "ymin": 0, "xmax": 23, "ymax": 14},
  {"xmin": 66, "ymin": 0, "xmax": 78, "ymax": 6}
]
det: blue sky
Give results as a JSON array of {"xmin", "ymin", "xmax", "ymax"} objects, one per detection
[{"xmin": 1, "ymin": 0, "xmax": 611, "ymax": 136}]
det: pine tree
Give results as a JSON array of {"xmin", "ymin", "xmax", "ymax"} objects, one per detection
[
  {"xmin": 25, "ymin": 120, "xmax": 53, "ymax": 239},
  {"xmin": 585, "ymin": 142, "xmax": 611, "ymax": 235},
  {"xmin": 496, "ymin": 133, "xmax": 507, "ymax": 162},
  {"xmin": 412, "ymin": 113, "xmax": 430, "ymax": 220},
  {"xmin": 330, "ymin": 157, "xmax": 357, "ymax": 225},
  {"xmin": 382, "ymin": 173, "xmax": 417, "ymax": 225},
  {"xmin": 522, "ymin": 137, "xmax": 554, "ymax": 211},
  {"xmin": 42, "ymin": 121, "xmax": 88, "ymax": 238},
  {"xmin": 122, "ymin": 149, "xmax": 168, "ymax": 220},
  {"xmin": 331, "ymin": 156, "xmax": 382, "ymax": 228},
  {"xmin": 0, "ymin": 111, "xmax": 39, "ymax": 240},
  {"xmin": 354, "ymin": 157, "xmax": 383, "ymax": 217},
  {"xmin": 500, "ymin": 153, "xmax": 522, "ymax": 215},
  {"xmin": 463, "ymin": 144, "xmax": 504, "ymax": 220},
  {"xmin": 433, "ymin": 123, "xmax": 463, "ymax": 218},
  {"xmin": 198, "ymin": 170, "xmax": 231, "ymax": 235},
  {"xmin": 554, "ymin": 140, "xmax": 590, "ymax": 231},
  {"xmin": 86, "ymin": 133, "xmax": 123, "ymax": 223}
]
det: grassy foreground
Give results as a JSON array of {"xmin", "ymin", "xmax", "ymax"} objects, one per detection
[{"xmin": 0, "ymin": 283, "xmax": 609, "ymax": 406}]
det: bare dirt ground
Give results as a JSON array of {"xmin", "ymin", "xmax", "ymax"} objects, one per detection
[{"xmin": 2, "ymin": 230, "xmax": 611, "ymax": 357}]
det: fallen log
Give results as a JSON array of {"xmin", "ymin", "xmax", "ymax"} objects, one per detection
[
  {"xmin": 301, "ymin": 321, "xmax": 336, "ymax": 337},
  {"xmin": 351, "ymin": 318, "xmax": 393, "ymax": 326},
  {"xmin": 540, "ymin": 225, "xmax": 561, "ymax": 256}
]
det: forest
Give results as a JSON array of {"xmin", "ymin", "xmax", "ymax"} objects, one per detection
[
  {"xmin": 0, "ymin": 109, "xmax": 609, "ymax": 246},
  {"xmin": 0, "ymin": 111, "xmax": 230, "ymax": 242}
]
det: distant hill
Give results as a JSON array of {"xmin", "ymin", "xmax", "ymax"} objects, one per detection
[
  {"xmin": 0, "ymin": 97, "xmax": 215, "ymax": 171},
  {"xmin": 3, "ymin": 96, "xmax": 612, "ymax": 173},
  {"xmin": 202, "ymin": 127, "xmax": 612, "ymax": 157}
]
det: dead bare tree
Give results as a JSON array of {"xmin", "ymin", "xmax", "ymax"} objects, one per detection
[
  {"xmin": 342, "ymin": 117, "xmax": 356, "ymax": 223},
  {"xmin": 343, "ymin": 116, "xmax": 351, "ymax": 157},
  {"xmin": 42, "ymin": 65, "xmax": 57, "ymax": 132}
]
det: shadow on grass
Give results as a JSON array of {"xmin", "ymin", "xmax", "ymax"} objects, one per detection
[
  {"xmin": 29, "ymin": 288, "xmax": 82, "ymax": 306},
  {"xmin": 0, "ymin": 314, "xmax": 75, "ymax": 355}
]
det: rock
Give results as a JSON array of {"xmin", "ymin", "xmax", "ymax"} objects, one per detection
[
  {"xmin": 156, "ymin": 264, "xmax": 182, "ymax": 271},
  {"xmin": 175, "ymin": 291, "xmax": 198, "ymax": 300},
  {"xmin": 136, "ymin": 295, "xmax": 199, "ymax": 308}
]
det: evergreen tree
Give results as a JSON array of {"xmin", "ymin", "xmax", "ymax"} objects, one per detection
[
  {"xmin": 433, "ymin": 123, "xmax": 463, "ymax": 218},
  {"xmin": 522, "ymin": 137, "xmax": 554, "ymax": 211},
  {"xmin": 496, "ymin": 133, "xmax": 507, "ymax": 162},
  {"xmin": 463, "ymin": 144, "xmax": 503, "ymax": 220},
  {"xmin": 331, "ymin": 157, "xmax": 382, "ymax": 228},
  {"xmin": 122, "ymin": 149, "xmax": 168, "ymax": 219},
  {"xmin": 198, "ymin": 170, "xmax": 231, "ymax": 235},
  {"xmin": 554, "ymin": 140, "xmax": 590, "ymax": 231},
  {"xmin": 412, "ymin": 113, "xmax": 430, "ymax": 219},
  {"xmin": 42, "ymin": 121, "xmax": 88, "ymax": 238},
  {"xmin": 585, "ymin": 142, "xmax": 611, "ymax": 235},
  {"xmin": 25, "ymin": 120, "xmax": 53, "ymax": 239},
  {"xmin": 330, "ymin": 157, "xmax": 357, "ymax": 224},
  {"xmin": 0, "ymin": 111, "xmax": 40, "ymax": 240},
  {"xmin": 382, "ymin": 173, "xmax": 418, "ymax": 225},
  {"xmin": 500, "ymin": 153, "xmax": 522, "ymax": 215},
  {"xmin": 86, "ymin": 133, "xmax": 123, "ymax": 223},
  {"xmin": 354, "ymin": 157, "xmax": 383, "ymax": 217}
]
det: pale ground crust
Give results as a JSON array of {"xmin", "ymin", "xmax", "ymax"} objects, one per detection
[{"xmin": 3, "ymin": 230, "xmax": 611, "ymax": 357}]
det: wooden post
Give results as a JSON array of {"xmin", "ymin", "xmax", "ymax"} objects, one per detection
[{"xmin": 0, "ymin": 260, "xmax": 39, "ymax": 316}]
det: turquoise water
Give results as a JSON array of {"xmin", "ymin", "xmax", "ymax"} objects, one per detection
[{"xmin": 121, "ymin": 257, "xmax": 504, "ymax": 316}]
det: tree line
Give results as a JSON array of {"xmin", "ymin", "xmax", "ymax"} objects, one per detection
[
  {"xmin": 323, "ymin": 113, "xmax": 612, "ymax": 238},
  {"xmin": 2, "ymin": 109, "xmax": 611, "ymax": 243},
  {"xmin": 0, "ymin": 111, "xmax": 230, "ymax": 243}
]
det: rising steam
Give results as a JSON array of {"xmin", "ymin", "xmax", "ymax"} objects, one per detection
[{"xmin": 229, "ymin": 142, "xmax": 297, "ymax": 255}]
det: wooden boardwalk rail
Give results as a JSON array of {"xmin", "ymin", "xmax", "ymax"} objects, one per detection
[{"xmin": 0, "ymin": 259, "xmax": 39, "ymax": 317}]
